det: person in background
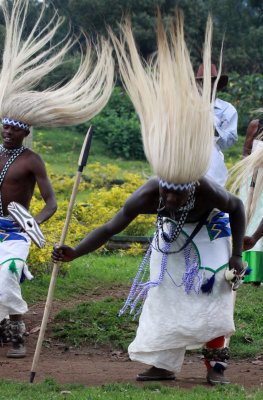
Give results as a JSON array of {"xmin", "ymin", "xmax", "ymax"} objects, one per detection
[
  {"xmin": 196, "ymin": 64, "xmax": 238, "ymax": 187},
  {"xmin": 241, "ymin": 119, "xmax": 263, "ymax": 286}
]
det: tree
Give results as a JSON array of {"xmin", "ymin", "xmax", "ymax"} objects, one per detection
[{"xmin": 47, "ymin": 0, "xmax": 263, "ymax": 75}]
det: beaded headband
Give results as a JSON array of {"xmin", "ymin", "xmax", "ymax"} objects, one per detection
[
  {"xmin": 159, "ymin": 178, "xmax": 194, "ymax": 191},
  {"xmin": 2, "ymin": 118, "xmax": 30, "ymax": 131}
]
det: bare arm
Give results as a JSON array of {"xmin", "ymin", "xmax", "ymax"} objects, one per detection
[
  {"xmin": 30, "ymin": 154, "xmax": 57, "ymax": 224},
  {"xmin": 52, "ymin": 178, "xmax": 159, "ymax": 262},
  {"xmin": 243, "ymin": 120, "xmax": 259, "ymax": 158},
  {"xmin": 201, "ymin": 179, "xmax": 246, "ymax": 273},
  {"xmin": 243, "ymin": 217, "xmax": 263, "ymax": 251}
]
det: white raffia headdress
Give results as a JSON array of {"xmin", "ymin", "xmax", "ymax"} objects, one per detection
[
  {"xmin": 0, "ymin": 0, "xmax": 114, "ymax": 130},
  {"xmin": 229, "ymin": 146, "xmax": 263, "ymax": 225},
  {"xmin": 109, "ymin": 11, "xmax": 220, "ymax": 186}
]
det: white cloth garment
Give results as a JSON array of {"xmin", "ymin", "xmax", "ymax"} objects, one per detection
[
  {"xmin": 0, "ymin": 217, "xmax": 31, "ymax": 321},
  {"xmin": 128, "ymin": 210, "xmax": 234, "ymax": 372},
  {"xmin": 206, "ymin": 98, "xmax": 238, "ymax": 187}
]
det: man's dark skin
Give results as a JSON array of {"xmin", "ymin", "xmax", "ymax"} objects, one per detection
[
  {"xmin": 1, "ymin": 123, "xmax": 57, "ymax": 321},
  {"xmin": 52, "ymin": 176, "xmax": 245, "ymax": 275}
]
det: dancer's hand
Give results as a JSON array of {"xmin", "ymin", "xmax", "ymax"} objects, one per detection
[
  {"xmin": 52, "ymin": 245, "xmax": 76, "ymax": 263},
  {"xmin": 228, "ymin": 255, "xmax": 244, "ymax": 275}
]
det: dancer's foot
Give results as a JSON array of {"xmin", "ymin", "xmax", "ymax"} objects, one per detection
[
  {"xmin": 206, "ymin": 366, "xmax": 230, "ymax": 385},
  {"xmin": 136, "ymin": 366, "xmax": 175, "ymax": 381},
  {"xmin": 7, "ymin": 343, "xmax": 26, "ymax": 358}
]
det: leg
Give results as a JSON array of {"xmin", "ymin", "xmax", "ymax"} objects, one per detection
[
  {"xmin": 203, "ymin": 336, "xmax": 230, "ymax": 385},
  {"xmin": 0, "ymin": 318, "xmax": 11, "ymax": 345},
  {"xmin": 6, "ymin": 314, "xmax": 28, "ymax": 358}
]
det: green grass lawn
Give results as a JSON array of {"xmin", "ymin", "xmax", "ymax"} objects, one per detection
[
  {"xmin": 0, "ymin": 378, "xmax": 262, "ymax": 400},
  {"xmin": 21, "ymin": 254, "xmax": 263, "ymax": 357},
  {"xmin": 32, "ymin": 128, "xmax": 151, "ymax": 176}
]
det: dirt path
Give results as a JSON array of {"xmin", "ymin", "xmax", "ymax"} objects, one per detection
[{"xmin": 0, "ymin": 300, "xmax": 262, "ymax": 390}]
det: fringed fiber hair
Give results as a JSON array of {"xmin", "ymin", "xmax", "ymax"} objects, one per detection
[
  {"xmin": 0, "ymin": 0, "xmax": 114, "ymax": 127},
  {"xmin": 109, "ymin": 10, "xmax": 219, "ymax": 184},
  {"xmin": 229, "ymin": 147, "xmax": 263, "ymax": 225}
]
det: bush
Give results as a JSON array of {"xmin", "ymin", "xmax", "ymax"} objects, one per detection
[
  {"xmin": 71, "ymin": 87, "xmax": 145, "ymax": 160},
  {"xmin": 27, "ymin": 164, "xmax": 155, "ymax": 274},
  {"xmin": 218, "ymin": 73, "xmax": 263, "ymax": 136},
  {"xmin": 68, "ymin": 74, "xmax": 263, "ymax": 160}
]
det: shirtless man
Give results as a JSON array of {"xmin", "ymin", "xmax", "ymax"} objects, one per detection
[
  {"xmin": 0, "ymin": 0, "xmax": 113, "ymax": 359},
  {"xmin": 53, "ymin": 11, "xmax": 245, "ymax": 386},
  {"xmin": 52, "ymin": 176, "xmax": 245, "ymax": 384},
  {"xmin": 0, "ymin": 122, "xmax": 57, "ymax": 357}
]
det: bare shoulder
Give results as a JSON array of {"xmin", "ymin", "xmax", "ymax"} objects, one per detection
[
  {"xmin": 198, "ymin": 177, "xmax": 242, "ymax": 211},
  {"xmin": 198, "ymin": 177, "xmax": 229, "ymax": 201},
  {"xmin": 124, "ymin": 177, "xmax": 160, "ymax": 215},
  {"xmin": 246, "ymin": 119, "xmax": 259, "ymax": 135},
  {"xmin": 22, "ymin": 148, "xmax": 46, "ymax": 167},
  {"xmin": 248, "ymin": 119, "xmax": 259, "ymax": 129}
]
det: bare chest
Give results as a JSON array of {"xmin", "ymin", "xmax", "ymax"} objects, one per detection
[{"xmin": 0, "ymin": 155, "xmax": 33, "ymax": 186}]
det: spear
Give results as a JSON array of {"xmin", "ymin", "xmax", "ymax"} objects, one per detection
[{"xmin": 30, "ymin": 126, "xmax": 93, "ymax": 383}]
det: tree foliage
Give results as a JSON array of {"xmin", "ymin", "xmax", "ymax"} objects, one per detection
[
  {"xmin": 45, "ymin": 0, "xmax": 263, "ymax": 74},
  {"xmin": 0, "ymin": 0, "xmax": 262, "ymax": 78}
]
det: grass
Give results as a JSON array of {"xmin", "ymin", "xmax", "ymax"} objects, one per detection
[
  {"xmin": 21, "ymin": 254, "xmax": 263, "ymax": 358},
  {"xmin": 21, "ymin": 253, "xmax": 140, "ymax": 304},
  {"xmin": 32, "ymin": 128, "xmax": 151, "ymax": 176},
  {"xmin": 53, "ymin": 297, "xmax": 137, "ymax": 350},
  {"xmin": 0, "ymin": 378, "xmax": 262, "ymax": 400}
]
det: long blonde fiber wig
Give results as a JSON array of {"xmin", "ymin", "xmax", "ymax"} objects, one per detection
[
  {"xmin": 229, "ymin": 147, "xmax": 263, "ymax": 224},
  {"xmin": 0, "ymin": 0, "xmax": 114, "ymax": 127},
  {"xmin": 109, "ymin": 11, "xmax": 218, "ymax": 184}
]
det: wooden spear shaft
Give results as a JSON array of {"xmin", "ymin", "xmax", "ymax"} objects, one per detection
[{"xmin": 30, "ymin": 126, "xmax": 93, "ymax": 383}]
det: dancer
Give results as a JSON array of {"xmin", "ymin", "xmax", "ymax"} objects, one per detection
[
  {"xmin": 0, "ymin": 0, "xmax": 114, "ymax": 358},
  {"xmin": 239, "ymin": 119, "xmax": 263, "ymax": 285},
  {"xmin": 52, "ymin": 13, "xmax": 245, "ymax": 385}
]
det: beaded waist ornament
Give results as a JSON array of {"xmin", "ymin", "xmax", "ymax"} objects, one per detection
[{"xmin": 119, "ymin": 180, "xmax": 205, "ymax": 318}]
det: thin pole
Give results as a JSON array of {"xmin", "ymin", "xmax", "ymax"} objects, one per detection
[{"xmin": 30, "ymin": 127, "xmax": 93, "ymax": 382}]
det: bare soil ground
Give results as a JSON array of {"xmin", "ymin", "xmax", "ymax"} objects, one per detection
[{"xmin": 0, "ymin": 297, "xmax": 262, "ymax": 390}]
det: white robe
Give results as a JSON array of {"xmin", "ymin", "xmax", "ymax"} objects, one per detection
[
  {"xmin": 0, "ymin": 217, "xmax": 32, "ymax": 321},
  {"xmin": 128, "ymin": 210, "xmax": 235, "ymax": 371}
]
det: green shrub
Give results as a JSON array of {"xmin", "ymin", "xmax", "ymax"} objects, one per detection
[
  {"xmin": 68, "ymin": 74, "xmax": 263, "ymax": 160},
  {"xmin": 27, "ymin": 164, "xmax": 155, "ymax": 274},
  {"xmin": 218, "ymin": 73, "xmax": 263, "ymax": 136},
  {"xmin": 71, "ymin": 87, "xmax": 145, "ymax": 160}
]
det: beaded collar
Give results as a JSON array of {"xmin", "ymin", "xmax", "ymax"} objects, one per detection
[
  {"xmin": 0, "ymin": 144, "xmax": 26, "ymax": 157},
  {"xmin": 156, "ymin": 183, "xmax": 197, "ymax": 253}
]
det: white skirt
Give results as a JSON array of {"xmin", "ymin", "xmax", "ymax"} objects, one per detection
[{"xmin": 128, "ymin": 210, "xmax": 234, "ymax": 371}]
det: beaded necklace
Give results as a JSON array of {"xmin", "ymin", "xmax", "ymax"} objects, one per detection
[
  {"xmin": 0, "ymin": 145, "xmax": 26, "ymax": 216},
  {"xmin": 155, "ymin": 183, "xmax": 196, "ymax": 254}
]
